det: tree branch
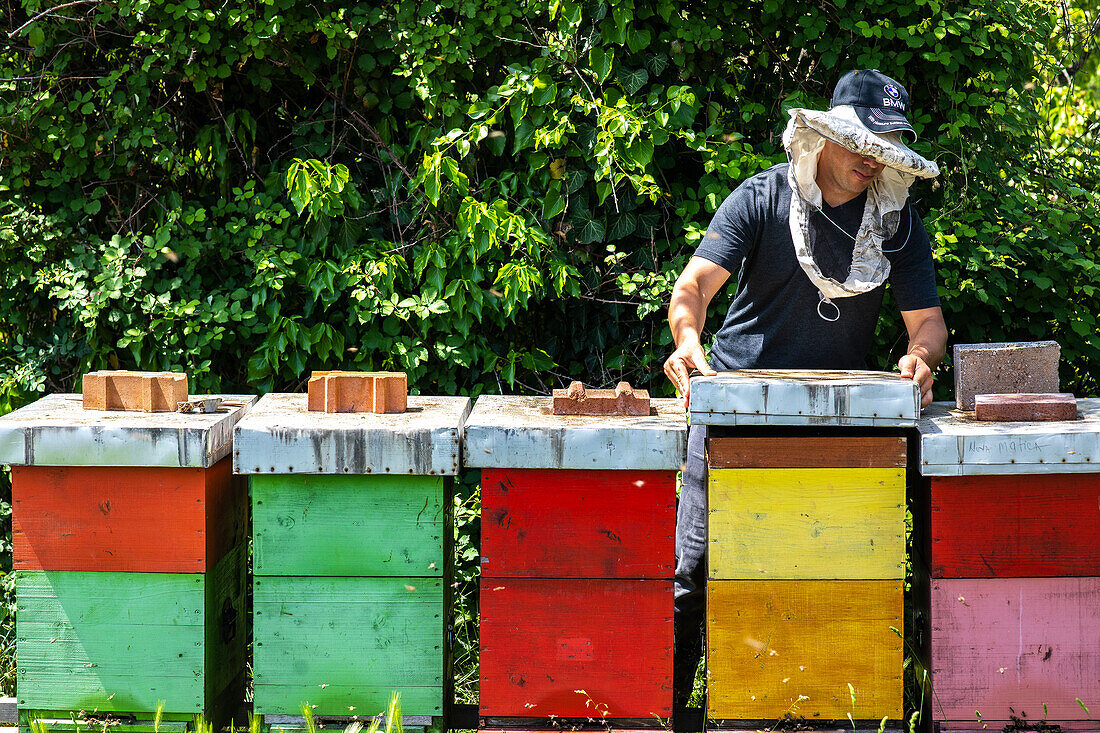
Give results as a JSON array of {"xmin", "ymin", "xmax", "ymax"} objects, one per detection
[{"xmin": 8, "ymin": 0, "xmax": 101, "ymax": 37}]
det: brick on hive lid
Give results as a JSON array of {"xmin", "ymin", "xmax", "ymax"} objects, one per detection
[
  {"xmin": 953, "ymin": 341, "xmax": 1061, "ymax": 410},
  {"xmin": 551, "ymin": 380, "xmax": 650, "ymax": 416},
  {"xmin": 81, "ymin": 370, "xmax": 189, "ymax": 412},
  {"xmin": 973, "ymin": 393, "xmax": 1078, "ymax": 422},
  {"xmin": 306, "ymin": 371, "xmax": 407, "ymax": 413}
]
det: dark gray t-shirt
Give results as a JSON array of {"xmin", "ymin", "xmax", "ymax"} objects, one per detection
[{"xmin": 694, "ymin": 163, "xmax": 940, "ymax": 370}]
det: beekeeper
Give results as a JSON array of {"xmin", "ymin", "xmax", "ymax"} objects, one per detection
[{"xmin": 662, "ymin": 69, "xmax": 949, "ymax": 704}]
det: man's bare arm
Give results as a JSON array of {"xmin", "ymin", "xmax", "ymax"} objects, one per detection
[
  {"xmin": 898, "ymin": 305, "xmax": 948, "ymax": 408},
  {"xmin": 663, "ymin": 256, "xmax": 732, "ymax": 400}
]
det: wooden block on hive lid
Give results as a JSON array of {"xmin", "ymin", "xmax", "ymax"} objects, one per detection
[
  {"xmin": 953, "ymin": 341, "xmax": 1060, "ymax": 410},
  {"xmin": 973, "ymin": 392, "xmax": 1077, "ymax": 422},
  {"xmin": 552, "ymin": 381, "xmax": 650, "ymax": 416},
  {"xmin": 82, "ymin": 370, "xmax": 188, "ymax": 412},
  {"xmin": 307, "ymin": 371, "xmax": 407, "ymax": 413}
]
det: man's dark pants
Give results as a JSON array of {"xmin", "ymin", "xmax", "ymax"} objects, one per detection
[{"xmin": 674, "ymin": 423, "xmax": 708, "ymax": 706}]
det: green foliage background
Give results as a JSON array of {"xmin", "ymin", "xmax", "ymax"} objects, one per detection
[{"xmin": 1, "ymin": 0, "xmax": 1099, "ymax": 705}]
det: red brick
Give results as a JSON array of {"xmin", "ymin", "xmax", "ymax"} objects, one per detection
[
  {"xmin": 953, "ymin": 341, "xmax": 1060, "ymax": 410},
  {"xmin": 551, "ymin": 381, "xmax": 650, "ymax": 416},
  {"xmin": 306, "ymin": 371, "xmax": 407, "ymax": 413},
  {"xmin": 82, "ymin": 370, "xmax": 188, "ymax": 412},
  {"xmin": 973, "ymin": 393, "xmax": 1077, "ymax": 422}
]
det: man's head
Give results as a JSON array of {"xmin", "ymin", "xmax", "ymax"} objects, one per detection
[{"xmin": 810, "ymin": 69, "xmax": 924, "ymax": 204}]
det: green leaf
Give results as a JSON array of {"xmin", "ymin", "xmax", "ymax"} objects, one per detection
[
  {"xmin": 596, "ymin": 180, "xmax": 613, "ymax": 205},
  {"xmin": 577, "ymin": 218, "xmax": 606, "ymax": 244},
  {"xmin": 627, "ymin": 29, "xmax": 651, "ymax": 54},
  {"xmin": 543, "ymin": 180, "xmax": 565, "ymax": 219},
  {"xmin": 608, "ymin": 213, "xmax": 637, "ymax": 240},
  {"xmin": 486, "ymin": 130, "xmax": 507, "ymax": 155},
  {"xmin": 625, "ymin": 138, "xmax": 654, "ymax": 167},
  {"xmin": 619, "ymin": 67, "xmax": 649, "ymax": 95},
  {"xmin": 28, "ymin": 25, "xmax": 45, "ymax": 48},
  {"xmin": 644, "ymin": 52, "xmax": 669, "ymax": 76},
  {"xmin": 531, "ymin": 78, "xmax": 557, "ymax": 107},
  {"xmin": 589, "ymin": 48, "xmax": 614, "ymax": 84}
]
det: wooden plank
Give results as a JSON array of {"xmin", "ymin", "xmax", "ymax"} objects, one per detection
[
  {"xmin": 707, "ymin": 579, "xmax": 903, "ymax": 721},
  {"xmin": 16, "ymin": 570, "xmax": 205, "ymax": 713},
  {"xmin": 463, "ymin": 396, "xmax": 686, "ymax": 471},
  {"xmin": 708, "ymin": 468, "xmax": 905, "ymax": 580},
  {"xmin": 0, "ymin": 393, "xmax": 255, "ymax": 468},
  {"xmin": 204, "ymin": 543, "xmax": 248, "ymax": 728},
  {"xmin": 233, "ymin": 393, "xmax": 470, "ymax": 475},
  {"xmin": 253, "ymin": 576, "xmax": 444, "ymax": 716},
  {"xmin": 689, "ymin": 371, "xmax": 919, "ymax": 427},
  {"xmin": 707, "ymin": 436, "xmax": 906, "ymax": 468},
  {"xmin": 256, "ymin": 686, "xmax": 442, "ymax": 718},
  {"xmin": 480, "ymin": 469, "xmax": 675, "ymax": 579},
  {"xmin": 931, "ymin": 475, "xmax": 1100, "ymax": 578},
  {"xmin": 20, "ymin": 715, "xmax": 191, "ymax": 732},
  {"xmin": 479, "ymin": 578, "xmax": 672, "ymax": 718},
  {"xmin": 251, "ymin": 474, "xmax": 445, "ymax": 577},
  {"xmin": 931, "ymin": 577, "xmax": 1100, "ymax": 723},
  {"xmin": 18, "ymin": 716, "xmax": 190, "ymax": 732},
  {"xmin": 203, "ymin": 458, "xmax": 249, "ymax": 578},
  {"xmin": 12, "ymin": 457, "xmax": 243, "ymax": 574}
]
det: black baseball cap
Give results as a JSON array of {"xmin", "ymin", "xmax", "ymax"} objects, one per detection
[{"xmin": 830, "ymin": 69, "xmax": 916, "ymax": 142}]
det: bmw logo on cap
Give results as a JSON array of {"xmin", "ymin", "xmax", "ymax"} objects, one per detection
[{"xmin": 884, "ymin": 83, "xmax": 901, "ymax": 99}]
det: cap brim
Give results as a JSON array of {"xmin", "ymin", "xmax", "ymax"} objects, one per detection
[
  {"xmin": 787, "ymin": 106, "xmax": 939, "ymax": 179},
  {"xmin": 853, "ymin": 106, "xmax": 917, "ymax": 143}
]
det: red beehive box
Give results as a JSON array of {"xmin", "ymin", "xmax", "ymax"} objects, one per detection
[
  {"xmin": 920, "ymin": 400, "xmax": 1100, "ymax": 728},
  {"xmin": 465, "ymin": 395, "xmax": 685, "ymax": 721}
]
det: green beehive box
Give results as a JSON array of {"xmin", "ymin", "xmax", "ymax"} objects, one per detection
[
  {"xmin": 16, "ymin": 545, "xmax": 247, "ymax": 730},
  {"xmin": 234, "ymin": 394, "xmax": 470, "ymax": 727}
]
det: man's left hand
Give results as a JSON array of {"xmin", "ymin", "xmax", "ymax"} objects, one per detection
[{"xmin": 898, "ymin": 354, "xmax": 934, "ymax": 408}]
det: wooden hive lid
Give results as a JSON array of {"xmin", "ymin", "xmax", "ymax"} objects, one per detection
[
  {"xmin": 0, "ymin": 393, "xmax": 257, "ymax": 467},
  {"xmin": 232, "ymin": 392, "xmax": 471, "ymax": 475},
  {"xmin": 463, "ymin": 394, "xmax": 686, "ymax": 470},
  {"xmin": 919, "ymin": 398, "xmax": 1100, "ymax": 476},
  {"xmin": 689, "ymin": 369, "xmax": 920, "ymax": 427}
]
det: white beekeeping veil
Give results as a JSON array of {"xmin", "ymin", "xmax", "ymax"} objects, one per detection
[{"xmin": 782, "ymin": 104, "xmax": 940, "ymax": 315}]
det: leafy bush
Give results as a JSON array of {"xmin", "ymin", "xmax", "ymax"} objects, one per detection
[{"xmin": 1, "ymin": 0, "xmax": 1098, "ymax": 706}]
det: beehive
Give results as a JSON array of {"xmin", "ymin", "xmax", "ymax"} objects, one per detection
[
  {"xmin": 690, "ymin": 371, "xmax": 918, "ymax": 725},
  {"xmin": 0, "ymin": 391, "xmax": 255, "ymax": 731},
  {"xmin": 464, "ymin": 395, "xmax": 686, "ymax": 721},
  {"xmin": 233, "ymin": 393, "xmax": 471, "ymax": 727},
  {"xmin": 919, "ymin": 400, "xmax": 1100, "ymax": 728}
]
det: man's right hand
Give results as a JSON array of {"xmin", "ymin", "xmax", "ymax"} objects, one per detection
[
  {"xmin": 663, "ymin": 338, "xmax": 717, "ymax": 403},
  {"xmin": 664, "ymin": 256, "xmax": 730, "ymax": 405}
]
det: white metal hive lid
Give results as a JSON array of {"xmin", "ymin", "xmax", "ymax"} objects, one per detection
[
  {"xmin": 919, "ymin": 399, "xmax": 1100, "ymax": 476},
  {"xmin": 232, "ymin": 393, "xmax": 472, "ymax": 476},
  {"xmin": 689, "ymin": 369, "xmax": 920, "ymax": 426},
  {"xmin": 463, "ymin": 395, "xmax": 687, "ymax": 470},
  {"xmin": 0, "ymin": 393, "xmax": 257, "ymax": 468}
]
